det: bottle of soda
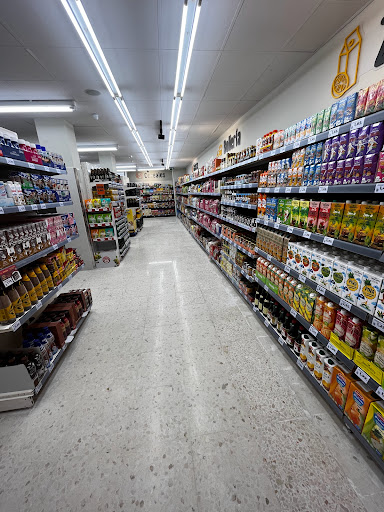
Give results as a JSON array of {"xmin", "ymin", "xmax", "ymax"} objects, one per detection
[{"xmin": 286, "ymin": 319, "xmax": 298, "ymax": 348}]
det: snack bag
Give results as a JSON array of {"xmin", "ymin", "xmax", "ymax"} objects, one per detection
[
  {"xmin": 366, "ymin": 122, "xmax": 384, "ymax": 155},
  {"xmin": 329, "ymin": 102, "xmax": 339, "ymax": 129},
  {"xmin": 344, "ymin": 92, "xmax": 358, "ymax": 123},
  {"xmin": 356, "ymin": 125, "xmax": 370, "ymax": 157},
  {"xmin": 362, "ymin": 154, "xmax": 379, "ymax": 184},
  {"xmin": 355, "ymin": 87, "xmax": 369, "ymax": 118},
  {"xmin": 346, "ymin": 129, "xmax": 359, "ymax": 159},
  {"xmin": 365, "ymin": 83, "xmax": 379, "ymax": 116},
  {"xmin": 374, "ymin": 79, "xmax": 384, "ymax": 113}
]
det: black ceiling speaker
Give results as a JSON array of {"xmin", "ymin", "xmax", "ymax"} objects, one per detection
[{"xmin": 158, "ymin": 120, "xmax": 165, "ymax": 140}]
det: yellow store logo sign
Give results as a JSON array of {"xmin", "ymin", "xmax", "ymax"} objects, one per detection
[{"xmin": 332, "ymin": 26, "xmax": 362, "ymax": 98}]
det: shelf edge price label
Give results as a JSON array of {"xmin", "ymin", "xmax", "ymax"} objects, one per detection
[
  {"xmin": 28, "ymin": 162, "xmax": 36, "ymax": 169},
  {"xmin": 299, "ymin": 186, "xmax": 307, "ymax": 193},
  {"xmin": 280, "ymin": 146, "xmax": 286, "ymax": 153},
  {"xmin": 264, "ymin": 284, "xmax": 268, "ymax": 292},
  {"xmin": 375, "ymin": 183, "xmax": 384, "ymax": 193},
  {"xmin": 328, "ymin": 127, "xmax": 339, "ymax": 137},
  {"xmin": 309, "ymin": 325, "xmax": 318, "ymax": 337},
  {"xmin": 287, "ymin": 226, "xmax": 294, "ymax": 233},
  {"xmin": 0, "ymin": 207, "xmax": 3, "ymax": 215},
  {"xmin": 265, "ymin": 188, "xmax": 270, "ymax": 193},
  {"xmin": 274, "ymin": 222, "xmax": 280, "ymax": 229},
  {"xmin": 285, "ymin": 187, "xmax": 292, "ymax": 193},
  {"xmin": 339, "ymin": 299, "xmax": 352, "ymax": 312},
  {"xmin": 12, "ymin": 320, "xmax": 21, "ymax": 332},
  {"xmin": 67, "ymin": 236, "xmax": 71, "ymax": 242},
  {"xmin": 323, "ymin": 236, "xmax": 334, "ymax": 246},
  {"xmin": 376, "ymin": 386, "xmax": 384, "ymax": 400},
  {"xmin": 35, "ymin": 301, "xmax": 42, "ymax": 311},
  {"xmin": 296, "ymin": 359, "xmax": 304, "ymax": 370},
  {"xmin": 284, "ymin": 265, "xmax": 291, "ymax": 274},
  {"xmin": 298, "ymin": 274, "xmax": 306, "ymax": 283},
  {"xmin": 270, "ymin": 149, "xmax": 276, "ymax": 156},
  {"xmin": 355, "ymin": 367, "xmax": 370, "ymax": 384},
  {"xmin": 31, "ymin": 204, "xmax": 38, "ymax": 210},
  {"xmin": 57, "ymin": 283, "xmax": 62, "ymax": 290},
  {"xmin": 264, "ymin": 319, "xmax": 270, "ymax": 328},
  {"xmin": 5, "ymin": 157, "xmax": 14, "ymax": 166},
  {"xmin": 247, "ymin": 204, "xmax": 251, "ymax": 209},
  {"xmin": 351, "ymin": 117, "xmax": 365, "ymax": 130},
  {"xmin": 274, "ymin": 187, "xmax": 280, "ymax": 193},
  {"xmin": 35, "ymin": 382, "xmax": 42, "ymax": 395},
  {"xmin": 266, "ymin": 254, "xmax": 272, "ymax": 262},
  {"xmin": 52, "ymin": 244, "xmax": 58, "ymax": 250},
  {"xmin": 316, "ymin": 285, "xmax": 326, "ymax": 295},
  {"xmin": 293, "ymin": 141, "xmax": 300, "ymax": 149},
  {"xmin": 41, "ymin": 203, "xmax": 46, "ymax": 209},
  {"xmin": 308, "ymin": 135, "xmax": 317, "ymax": 144},
  {"xmin": 303, "ymin": 230, "xmax": 311, "ymax": 239},
  {"xmin": 372, "ymin": 317, "xmax": 384, "ymax": 332},
  {"xmin": 3, "ymin": 277, "xmax": 13, "ymax": 288},
  {"xmin": 318, "ymin": 185, "xmax": 328, "ymax": 193},
  {"xmin": 326, "ymin": 342, "xmax": 338, "ymax": 355},
  {"xmin": 17, "ymin": 205, "xmax": 26, "ymax": 212},
  {"xmin": 290, "ymin": 307, "xmax": 297, "ymax": 318},
  {"xmin": 278, "ymin": 336, "xmax": 284, "ymax": 346}
]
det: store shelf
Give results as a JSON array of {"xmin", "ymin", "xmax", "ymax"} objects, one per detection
[
  {"xmin": 191, "ymin": 218, "xmax": 221, "ymax": 239},
  {"xmin": 221, "ymin": 200, "xmax": 258, "ymax": 210},
  {"xmin": 195, "ymin": 206, "xmax": 221, "ymax": 218},
  {"xmin": 257, "ymin": 218, "xmax": 384, "ymax": 262},
  {"xmin": 258, "ymin": 183, "xmax": 384, "ymax": 195},
  {"xmin": 92, "ymin": 237, "xmax": 115, "ymax": 242},
  {"xmin": 117, "ymin": 228, "xmax": 129, "ymax": 239},
  {"xmin": 218, "ymin": 215, "xmax": 257, "ymax": 233},
  {"xmin": 87, "ymin": 207, "xmax": 111, "ymax": 213},
  {"xmin": 188, "ymin": 192, "xmax": 221, "ymax": 196},
  {"xmin": 89, "ymin": 222, "xmax": 113, "ymax": 227},
  {"xmin": 34, "ymin": 307, "xmax": 91, "ymax": 396},
  {"xmin": 220, "ymin": 234, "xmax": 256, "ymax": 259},
  {"xmin": 0, "ymin": 264, "xmax": 84, "ymax": 334},
  {"xmin": 120, "ymin": 240, "xmax": 130, "ymax": 259},
  {"xmin": 221, "ymin": 252, "xmax": 254, "ymax": 283},
  {"xmin": 343, "ymin": 417, "xmax": 384, "ymax": 472},
  {"xmin": 0, "ymin": 200, "xmax": 73, "ymax": 215},
  {"xmin": 221, "ymin": 183, "xmax": 258, "ymax": 190},
  {"xmin": 0, "ymin": 155, "xmax": 67, "ymax": 175},
  {"xmin": 143, "ymin": 214, "xmax": 175, "ymax": 218},
  {"xmin": 176, "ymin": 192, "xmax": 189, "ymax": 196}
]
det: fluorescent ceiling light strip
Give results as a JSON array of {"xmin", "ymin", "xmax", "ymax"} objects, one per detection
[
  {"xmin": 113, "ymin": 98, "xmax": 132, "ymax": 130},
  {"xmin": 180, "ymin": 3, "xmax": 201, "ymax": 98},
  {"xmin": 77, "ymin": 145, "xmax": 118, "ymax": 152},
  {"xmin": 174, "ymin": 3, "xmax": 188, "ymax": 97},
  {"xmin": 120, "ymin": 98, "xmax": 137, "ymax": 131},
  {"xmin": 0, "ymin": 104, "xmax": 74, "ymax": 113}
]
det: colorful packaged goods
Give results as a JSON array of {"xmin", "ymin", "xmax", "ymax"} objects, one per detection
[
  {"xmin": 361, "ymin": 401, "xmax": 384, "ymax": 457},
  {"xmin": 316, "ymin": 201, "xmax": 332, "ymax": 235},
  {"xmin": 353, "ymin": 202, "xmax": 380, "ymax": 246},
  {"xmin": 345, "ymin": 381, "xmax": 377, "ymax": 432},
  {"xmin": 326, "ymin": 201, "xmax": 345, "ymax": 238},
  {"xmin": 355, "ymin": 87, "xmax": 369, "ymax": 118},
  {"xmin": 329, "ymin": 365, "xmax": 356, "ymax": 411}
]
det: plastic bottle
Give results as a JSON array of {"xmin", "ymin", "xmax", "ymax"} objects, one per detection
[
  {"xmin": 22, "ymin": 273, "xmax": 38, "ymax": 305},
  {"xmin": 29, "ymin": 351, "xmax": 45, "ymax": 378},
  {"xmin": 34, "ymin": 265, "xmax": 49, "ymax": 295},
  {"xmin": 38, "ymin": 333, "xmax": 53, "ymax": 362},
  {"xmin": 43, "ymin": 327, "xmax": 58, "ymax": 356},
  {"xmin": 286, "ymin": 319, "xmax": 299, "ymax": 348},
  {"xmin": 20, "ymin": 355, "xmax": 38, "ymax": 385},
  {"xmin": 0, "ymin": 293, "xmax": 9, "ymax": 325},
  {"xmin": 40, "ymin": 263, "xmax": 54, "ymax": 290},
  {"xmin": 7, "ymin": 286, "xmax": 24, "ymax": 317},
  {"xmin": 0, "ymin": 291, "xmax": 16, "ymax": 323},
  {"xmin": 15, "ymin": 280, "xmax": 31, "ymax": 311},
  {"xmin": 27, "ymin": 269, "xmax": 43, "ymax": 299}
]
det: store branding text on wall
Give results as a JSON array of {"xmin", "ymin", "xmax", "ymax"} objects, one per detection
[
  {"xmin": 223, "ymin": 129, "xmax": 241, "ymax": 154},
  {"xmin": 136, "ymin": 171, "xmax": 166, "ymax": 179}
]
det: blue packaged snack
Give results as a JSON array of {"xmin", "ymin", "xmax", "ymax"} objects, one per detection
[
  {"xmin": 346, "ymin": 129, "xmax": 359, "ymax": 158},
  {"xmin": 307, "ymin": 164, "xmax": 316, "ymax": 185},
  {"xmin": 315, "ymin": 142, "xmax": 323, "ymax": 164},
  {"xmin": 343, "ymin": 93, "xmax": 358, "ymax": 124},
  {"xmin": 313, "ymin": 164, "xmax": 322, "ymax": 185},
  {"xmin": 302, "ymin": 166, "xmax": 310, "ymax": 185},
  {"xmin": 335, "ymin": 99, "xmax": 347, "ymax": 127},
  {"xmin": 304, "ymin": 145, "xmax": 311, "ymax": 166},
  {"xmin": 329, "ymin": 102, "xmax": 339, "ymax": 130},
  {"xmin": 309, "ymin": 144, "xmax": 317, "ymax": 165}
]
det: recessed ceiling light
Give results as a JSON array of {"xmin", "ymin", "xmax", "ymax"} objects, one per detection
[{"xmin": 85, "ymin": 89, "xmax": 101, "ymax": 96}]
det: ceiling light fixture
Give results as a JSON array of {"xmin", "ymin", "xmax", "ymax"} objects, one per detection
[
  {"xmin": 138, "ymin": 167, "xmax": 166, "ymax": 171},
  {"xmin": 60, "ymin": 0, "xmax": 152, "ymax": 167},
  {"xmin": 166, "ymin": 0, "xmax": 202, "ymax": 169},
  {"xmin": 77, "ymin": 144, "xmax": 118, "ymax": 152},
  {"xmin": 0, "ymin": 100, "xmax": 75, "ymax": 113}
]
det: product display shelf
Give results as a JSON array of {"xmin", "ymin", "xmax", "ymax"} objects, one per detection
[
  {"xmin": 0, "ymin": 200, "xmax": 73, "ymax": 215},
  {"xmin": 195, "ymin": 206, "xmax": 221, "ymax": 219},
  {"xmin": 120, "ymin": 240, "xmax": 130, "ymax": 259},
  {"xmin": 220, "ymin": 234, "xmax": 256, "ymax": 259},
  {"xmin": 221, "ymin": 252, "xmax": 254, "ymax": 283},
  {"xmin": 0, "ymin": 263, "xmax": 84, "ymax": 334},
  {"xmin": 180, "ymin": 217, "xmax": 384, "ymax": 472},
  {"xmin": 188, "ymin": 192, "xmax": 221, "ymax": 197},
  {"xmin": 143, "ymin": 213, "xmax": 175, "ymax": 218},
  {"xmin": 0, "ymin": 156, "xmax": 67, "ymax": 175},
  {"xmin": 221, "ymin": 184, "xmax": 259, "ymax": 190},
  {"xmin": 258, "ymin": 183, "xmax": 384, "ymax": 195},
  {"xmin": 176, "ymin": 192, "xmax": 189, "ymax": 196},
  {"xmin": 217, "ymin": 215, "xmax": 257, "ymax": 233},
  {"xmin": 221, "ymin": 200, "xmax": 258, "ymax": 210},
  {"xmin": 257, "ymin": 218, "xmax": 384, "ymax": 262},
  {"xmin": 89, "ymin": 222, "xmax": 113, "ymax": 228},
  {"xmin": 181, "ymin": 109, "xmax": 384, "ymax": 187},
  {"xmin": 189, "ymin": 217, "xmax": 221, "ymax": 240}
]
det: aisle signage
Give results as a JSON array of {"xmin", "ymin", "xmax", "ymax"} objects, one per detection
[
  {"xmin": 223, "ymin": 129, "xmax": 241, "ymax": 154},
  {"xmin": 331, "ymin": 26, "xmax": 361, "ymax": 98}
]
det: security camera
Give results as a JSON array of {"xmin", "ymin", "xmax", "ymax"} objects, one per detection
[{"xmin": 92, "ymin": 113, "xmax": 99, "ymax": 120}]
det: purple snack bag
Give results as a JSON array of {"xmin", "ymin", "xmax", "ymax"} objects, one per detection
[
  {"xmin": 346, "ymin": 129, "xmax": 359, "ymax": 158},
  {"xmin": 337, "ymin": 133, "xmax": 349, "ymax": 160},
  {"xmin": 356, "ymin": 125, "xmax": 370, "ymax": 157},
  {"xmin": 329, "ymin": 136, "xmax": 340, "ymax": 162},
  {"xmin": 362, "ymin": 154, "xmax": 379, "ymax": 183},
  {"xmin": 366, "ymin": 121, "xmax": 384, "ymax": 155},
  {"xmin": 322, "ymin": 139, "xmax": 331, "ymax": 163},
  {"xmin": 343, "ymin": 158, "xmax": 354, "ymax": 184},
  {"xmin": 334, "ymin": 160, "xmax": 345, "ymax": 185},
  {"xmin": 351, "ymin": 156, "xmax": 364, "ymax": 184},
  {"xmin": 320, "ymin": 163, "xmax": 328, "ymax": 184},
  {"xmin": 325, "ymin": 161, "xmax": 337, "ymax": 185}
]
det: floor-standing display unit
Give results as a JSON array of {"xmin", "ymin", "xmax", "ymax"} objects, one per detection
[
  {"xmin": 125, "ymin": 183, "xmax": 143, "ymax": 235},
  {"xmin": 140, "ymin": 184, "xmax": 175, "ymax": 217},
  {"xmin": 176, "ymin": 83, "xmax": 384, "ymax": 472}
]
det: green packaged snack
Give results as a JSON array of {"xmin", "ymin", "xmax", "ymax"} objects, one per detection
[
  {"xmin": 277, "ymin": 198, "xmax": 285, "ymax": 222},
  {"xmin": 298, "ymin": 200, "xmax": 310, "ymax": 230},
  {"xmin": 316, "ymin": 109, "xmax": 325, "ymax": 135},
  {"xmin": 310, "ymin": 114, "xmax": 318, "ymax": 136},
  {"xmin": 291, "ymin": 199, "xmax": 301, "ymax": 227},
  {"xmin": 322, "ymin": 106, "xmax": 331, "ymax": 132},
  {"xmin": 283, "ymin": 198, "xmax": 292, "ymax": 225}
]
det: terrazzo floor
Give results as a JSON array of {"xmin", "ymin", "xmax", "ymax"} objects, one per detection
[{"xmin": 1, "ymin": 217, "xmax": 384, "ymax": 512}]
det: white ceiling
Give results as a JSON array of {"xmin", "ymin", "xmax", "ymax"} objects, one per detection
[{"xmin": 0, "ymin": 0, "xmax": 370, "ymax": 169}]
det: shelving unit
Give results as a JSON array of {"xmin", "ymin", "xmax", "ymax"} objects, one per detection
[{"xmin": 140, "ymin": 184, "xmax": 175, "ymax": 217}]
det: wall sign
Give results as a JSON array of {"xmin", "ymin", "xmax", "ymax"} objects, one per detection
[
  {"xmin": 223, "ymin": 129, "xmax": 241, "ymax": 154},
  {"xmin": 136, "ymin": 171, "xmax": 166, "ymax": 179},
  {"xmin": 193, "ymin": 163, "xmax": 199, "ymax": 172},
  {"xmin": 332, "ymin": 26, "xmax": 362, "ymax": 98}
]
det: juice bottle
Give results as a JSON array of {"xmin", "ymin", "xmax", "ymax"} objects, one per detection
[
  {"xmin": 22, "ymin": 273, "xmax": 38, "ymax": 305},
  {"xmin": 0, "ymin": 293, "xmax": 10, "ymax": 325},
  {"xmin": 15, "ymin": 280, "xmax": 32, "ymax": 311},
  {"xmin": 27, "ymin": 269, "xmax": 43, "ymax": 299},
  {"xmin": 313, "ymin": 295, "xmax": 326, "ymax": 331},
  {"xmin": 0, "ymin": 292, "xmax": 16, "ymax": 323},
  {"xmin": 7, "ymin": 286, "xmax": 24, "ymax": 318},
  {"xmin": 40, "ymin": 263, "xmax": 54, "ymax": 290},
  {"xmin": 321, "ymin": 301, "xmax": 338, "ymax": 340},
  {"xmin": 34, "ymin": 265, "xmax": 49, "ymax": 295}
]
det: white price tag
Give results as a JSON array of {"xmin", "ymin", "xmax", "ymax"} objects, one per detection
[
  {"xmin": 12, "ymin": 320, "xmax": 21, "ymax": 332},
  {"xmin": 372, "ymin": 317, "xmax": 384, "ymax": 332},
  {"xmin": 323, "ymin": 236, "xmax": 334, "ymax": 246},
  {"xmin": 339, "ymin": 299, "xmax": 352, "ymax": 311},
  {"xmin": 266, "ymin": 254, "xmax": 272, "ymax": 262},
  {"xmin": 278, "ymin": 336, "xmax": 285, "ymax": 346},
  {"xmin": 41, "ymin": 203, "xmax": 46, "ymax": 209},
  {"xmin": 5, "ymin": 157, "xmax": 14, "ymax": 165},
  {"xmin": 264, "ymin": 219, "xmax": 269, "ymax": 226},
  {"xmin": 28, "ymin": 162, "xmax": 35, "ymax": 169},
  {"xmin": 281, "ymin": 146, "xmax": 286, "ymax": 153},
  {"xmin": 316, "ymin": 285, "xmax": 326, "ymax": 295},
  {"xmin": 270, "ymin": 149, "xmax": 276, "ymax": 156},
  {"xmin": 247, "ymin": 205, "xmax": 251, "ymax": 209},
  {"xmin": 298, "ymin": 274, "xmax": 306, "ymax": 283},
  {"xmin": 44, "ymin": 166, "xmax": 50, "ymax": 172},
  {"xmin": 3, "ymin": 277, "xmax": 13, "ymax": 287},
  {"xmin": 308, "ymin": 135, "xmax": 317, "ymax": 144},
  {"xmin": 31, "ymin": 204, "xmax": 38, "ymax": 210},
  {"xmin": 290, "ymin": 307, "xmax": 297, "ymax": 318},
  {"xmin": 264, "ymin": 284, "xmax": 268, "ymax": 292},
  {"xmin": 329, "ymin": 127, "xmax": 339, "ymax": 137},
  {"xmin": 274, "ymin": 222, "xmax": 280, "ymax": 229},
  {"xmin": 293, "ymin": 141, "xmax": 300, "ymax": 149},
  {"xmin": 274, "ymin": 187, "xmax": 280, "ymax": 193},
  {"xmin": 52, "ymin": 244, "xmax": 58, "ymax": 250},
  {"xmin": 297, "ymin": 359, "xmax": 305, "ymax": 370},
  {"xmin": 355, "ymin": 367, "xmax": 370, "ymax": 384},
  {"xmin": 376, "ymin": 386, "xmax": 384, "ymax": 400},
  {"xmin": 67, "ymin": 236, "xmax": 71, "ymax": 242},
  {"xmin": 299, "ymin": 186, "xmax": 307, "ymax": 193},
  {"xmin": 285, "ymin": 187, "xmax": 292, "ymax": 193},
  {"xmin": 59, "ymin": 201, "xmax": 64, "ymax": 207},
  {"xmin": 17, "ymin": 205, "xmax": 26, "ymax": 212},
  {"xmin": 309, "ymin": 325, "xmax": 318, "ymax": 337},
  {"xmin": 35, "ymin": 301, "xmax": 42, "ymax": 310},
  {"xmin": 265, "ymin": 188, "xmax": 270, "ymax": 193},
  {"xmin": 0, "ymin": 207, "xmax": 3, "ymax": 214},
  {"xmin": 318, "ymin": 185, "xmax": 328, "ymax": 193},
  {"xmin": 57, "ymin": 283, "xmax": 62, "ymax": 290},
  {"xmin": 303, "ymin": 231, "xmax": 311, "ymax": 239},
  {"xmin": 35, "ymin": 382, "xmax": 42, "ymax": 394},
  {"xmin": 327, "ymin": 342, "xmax": 338, "ymax": 355},
  {"xmin": 351, "ymin": 117, "xmax": 365, "ymax": 130},
  {"xmin": 284, "ymin": 265, "xmax": 291, "ymax": 274},
  {"xmin": 287, "ymin": 226, "xmax": 294, "ymax": 233},
  {"xmin": 264, "ymin": 319, "xmax": 270, "ymax": 328},
  {"xmin": 254, "ymin": 276, "xmax": 259, "ymax": 283}
]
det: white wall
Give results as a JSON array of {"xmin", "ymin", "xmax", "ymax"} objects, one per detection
[
  {"xmin": 125, "ymin": 169, "xmax": 186, "ymax": 186},
  {"xmin": 192, "ymin": 0, "xmax": 384, "ymax": 170}
]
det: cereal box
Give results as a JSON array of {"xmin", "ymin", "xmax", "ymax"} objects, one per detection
[
  {"xmin": 329, "ymin": 136, "xmax": 340, "ymax": 162},
  {"xmin": 361, "ymin": 401, "xmax": 384, "ymax": 457},
  {"xmin": 345, "ymin": 381, "xmax": 377, "ymax": 432},
  {"xmin": 329, "ymin": 365, "xmax": 357, "ymax": 411},
  {"xmin": 375, "ymin": 152, "xmax": 384, "ymax": 182},
  {"xmin": 365, "ymin": 83, "xmax": 379, "ymax": 116},
  {"xmin": 326, "ymin": 201, "xmax": 345, "ymax": 238},
  {"xmin": 343, "ymin": 92, "xmax": 358, "ymax": 124},
  {"xmin": 283, "ymin": 198, "xmax": 292, "ymax": 225},
  {"xmin": 346, "ymin": 129, "xmax": 359, "ymax": 159},
  {"xmin": 356, "ymin": 125, "xmax": 370, "ymax": 157},
  {"xmin": 322, "ymin": 106, "xmax": 331, "ymax": 132},
  {"xmin": 336, "ymin": 98, "xmax": 347, "ymax": 126},
  {"xmin": 334, "ymin": 159, "xmax": 345, "ymax": 185},
  {"xmin": 351, "ymin": 156, "xmax": 364, "ymax": 185},
  {"xmin": 353, "ymin": 203, "xmax": 380, "ymax": 246},
  {"xmin": 329, "ymin": 102, "xmax": 339, "ymax": 130},
  {"xmin": 343, "ymin": 158, "xmax": 354, "ymax": 185},
  {"xmin": 339, "ymin": 202, "xmax": 361, "ymax": 242},
  {"xmin": 338, "ymin": 133, "xmax": 349, "ymax": 160},
  {"xmin": 317, "ymin": 201, "xmax": 332, "ymax": 235},
  {"xmin": 316, "ymin": 109, "xmax": 325, "ymax": 134},
  {"xmin": 307, "ymin": 200, "xmax": 320, "ymax": 232},
  {"xmin": 366, "ymin": 122, "xmax": 384, "ymax": 155},
  {"xmin": 362, "ymin": 154, "xmax": 379, "ymax": 184},
  {"xmin": 374, "ymin": 79, "xmax": 384, "ymax": 113}
]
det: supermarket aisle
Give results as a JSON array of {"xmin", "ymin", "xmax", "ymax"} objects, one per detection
[{"xmin": 0, "ymin": 218, "xmax": 383, "ymax": 512}]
